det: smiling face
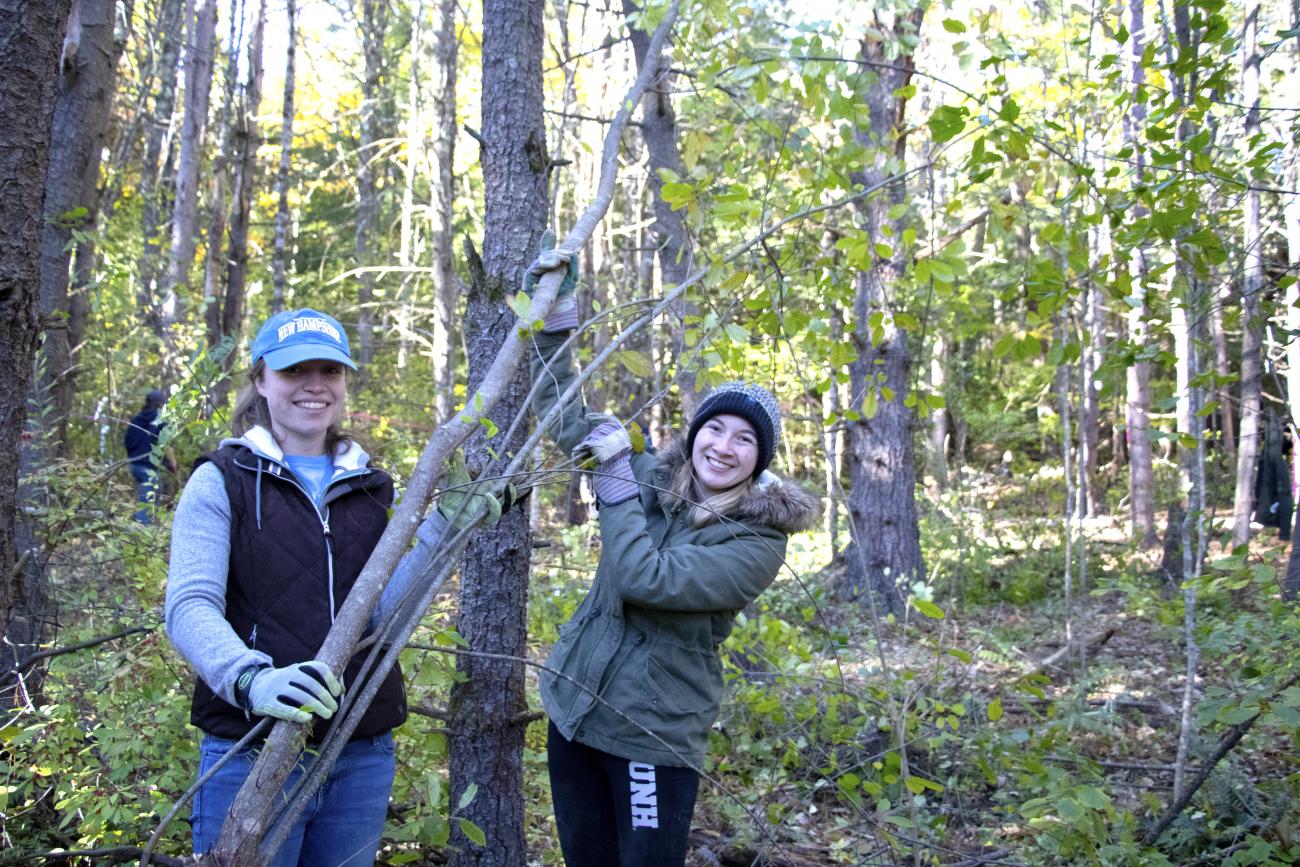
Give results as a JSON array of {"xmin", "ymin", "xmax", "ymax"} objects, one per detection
[
  {"xmin": 691, "ymin": 413, "xmax": 759, "ymax": 496},
  {"xmin": 254, "ymin": 358, "xmax": 348, "ymax": 455}
]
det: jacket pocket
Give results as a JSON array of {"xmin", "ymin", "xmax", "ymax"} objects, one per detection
[{"xmin": 645, "ymin": 644, "xmax": 720, "ymax": 717}]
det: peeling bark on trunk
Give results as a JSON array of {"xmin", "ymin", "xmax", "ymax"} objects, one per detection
[{"xmin": 445, "ymin": 2, "xmax": 546, "ymax": 863}]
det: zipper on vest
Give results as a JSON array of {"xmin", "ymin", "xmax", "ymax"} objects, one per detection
[{"xmin": 323, "ymin": 516, "xmax": 336, "ymax": 623}]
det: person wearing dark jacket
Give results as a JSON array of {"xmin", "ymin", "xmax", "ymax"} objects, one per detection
[
  {"xmin": 165, "ymin": 308, "xmax": 495, "ymax": 866},
  {"xmin": 527, "ymin": 245, "xmax": 819, "ymax": 866},
  {"xmin": 123, "ymin": 388, "xmax": 177, "ymax": 523}
]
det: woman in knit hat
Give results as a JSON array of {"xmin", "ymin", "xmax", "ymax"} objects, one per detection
[{"xmin": 527, "ymin": 246, "xmax": 818, "ymax": 867}]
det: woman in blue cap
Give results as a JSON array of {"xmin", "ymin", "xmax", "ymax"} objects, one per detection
[
  {"xmin": 165, "ymin": 308, "xmax": 490, "ymax": 865},
  {"xmin": 525, "ymin": 250, "xmax": 819, "ymax": 866}
]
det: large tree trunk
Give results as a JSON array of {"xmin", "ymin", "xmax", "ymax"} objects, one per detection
[
  {"xmin": 0, "ymin": 0, "xmax": 74, "ymax": 691},
  {"xmin": 159, "ymin": 0, "xmax": 217, "ymax": 333},
  {"xmin": 1123, "ymin": 0, "xmax": 1157, "ymax": 546},
  {"xmin": 269, "ymin": 0, "xmax": 295, "ymax": 314},
  {"xmin": 13, "ymin": 0, "xmax": 126, "ymax": 702},
  {"xmin": 37, "ymin": 0, "xmax": 125, "ymax": 454},
  {"xmin": 1230, "ymin": 0, "xmax": 1263, "ymax": 550},
  {"xmin": 446, "ymin": 1, "xmax": 546, "ymax": 863},
  {"xmin": 839, "ymin": 12, "xmax": 926, "ymax": 616}
]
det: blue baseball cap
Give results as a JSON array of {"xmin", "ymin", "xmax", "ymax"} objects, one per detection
[{"xmin": 251, "ymin": 308, "xmax": 356, "ymax": 370}]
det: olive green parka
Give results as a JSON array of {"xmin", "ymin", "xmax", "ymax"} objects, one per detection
[{"xmin": 531, "ymin": 331, "xmax": 818, "ymax": 767}]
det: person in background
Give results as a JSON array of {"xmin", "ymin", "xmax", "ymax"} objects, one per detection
[
  {"xmin": 526, "ymin": 243, "xmax": 819, "ymax": 866},
  {"xmin": 165, "ymin": 307, "xmax": 498, "ymax": 866},
  {"xmin": 124, "ymin": 388, "xmax": 177, "ymax": 523}
]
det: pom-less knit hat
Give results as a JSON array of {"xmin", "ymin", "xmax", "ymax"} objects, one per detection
[{"xmin": 686, "ymin": 381, "xmax": 782, "ymax": 478}]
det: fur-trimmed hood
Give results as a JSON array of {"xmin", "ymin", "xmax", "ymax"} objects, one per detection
[{"xmin": 652, "ymin": 434, "xmax": 820, "ymax": 535}]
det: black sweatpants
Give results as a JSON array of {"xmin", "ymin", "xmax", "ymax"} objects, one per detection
[{"xmin": 547, "ymin": 721, "xmax": 700, "ymax": 867}]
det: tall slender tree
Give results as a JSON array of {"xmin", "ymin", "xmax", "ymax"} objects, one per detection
[
  {"xmin": 269, "ymin": 0, "xmax": 295, "ymax": 314},
  {"xmin": 839, "ymin": 8, "xmax": 927, "ymax": 616},
  {"xmin": 1231, "ymin": 0, "xmax": 1264, "ymax": 549},
  {"xmin": 160, "ymin": 0, "xmax": 217, "ymax": 334},
  {"xmin": 135, "ymin": 0, "xmax": 184, "ymax": 334},
  {"xmin": 218, "ymin": 0, "xmax": 265, "ymax": 361},
  {"xmin": 353, "ymin": 0, "xmax": 388, "ymax": 375},
  {"xmin": 1121, "ymin": 0, "xmax": 1157, "ymax": 546},
  {"xmin": 623, "ymin": 0, "xmax": 698, "ymax": 412},
  {"xmin": 429, "ymin": 0, "xmax": 458, "ymax": 423}
]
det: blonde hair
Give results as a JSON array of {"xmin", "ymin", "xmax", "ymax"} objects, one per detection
[
  {"xmin": 231, "ymin": 359, "xmax": 350, "ymax": 455},
  {"xmin": 667, "ymin": 453, "xmax": 755, "ymax": 528}
]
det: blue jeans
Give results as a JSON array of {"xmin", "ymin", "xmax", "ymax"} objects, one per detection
[
  {"xmin": 191, "ymin": 732, "xmax": 396, "ymax": 867},
  {"xmin": 130, "ymin": 463, "xmax": 158, "ymax": 524}
]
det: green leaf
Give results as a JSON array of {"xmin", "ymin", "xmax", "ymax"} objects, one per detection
[
  {"xmin": 927, "ymin": 105, "xmax": 968, "ymax": 143},
  {"xmin": 942, "ymin": 17, "xmax": 966, "ymax": 32},
  {"xmin": 457, "ymin": 782, "xmax": 478, "ymax": 811},
  {"xmin": 913, "ymin": 598, "xmax": 945, "ymax": 619},
  {"xmin": 615, "ymin": 350, "xmax": 655, "ymax": 377},
  {"xmin": 1077, "ymin": 786, "xmax": 1111, "ymax": 810},
  {"xmin": 457, "ymin": 817, "xmax": 487, "ymax": 846},
  {"xmin": 508, "ymin": 291, "xmax": 532, "ymax": 321},
  {"xmin": 904, "ymin": 774, "xmax": 943, "ymax": 794},
  {"xmin": 999, "ymin": 99, "xmax": 1020, "ymax": 122},
  {"xmin": 1056, "ymin": 797, "xmax": 1084, "ymax": 821},
  {"xmin": 724, "ymin": 323, "xmax": 750, "ymax": 344},
  {"xmin": 987, "ymin": 696, "xmax": 1003, "ymax": 722}
]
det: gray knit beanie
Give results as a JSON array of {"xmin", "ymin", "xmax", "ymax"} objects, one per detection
[{"xmin": 686, "ymin": 381, "xmax": 782, "ymax": 477}]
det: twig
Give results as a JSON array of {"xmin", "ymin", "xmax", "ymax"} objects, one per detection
[
  {"xmin": 11, "ymin": 846, "xmax": 186, "ymax": 866},
  {"xmin": 0, "ymin": 624, "xmax": 154, "ymax": 685},
  {"xmin": 1020, "ymin": 626, "xmax": 1117, "ymax": 678}
]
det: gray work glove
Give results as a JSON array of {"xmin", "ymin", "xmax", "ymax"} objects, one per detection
[
  {"xmin": 572, "ymin": 412, "xmax": 631, "ymax": 464},
  {"xmin": 248, "ymin": 661, "xmax": 342, "ymax": 723},
  {"xmin": 574, "ymin": 415, "xmax": 637, "ymax": 506},
  {"xmin": 438, "ymin": 449, "xmax": 504, "ymax": 531},
  {"xmin": 524, "ymin": 230, "xmax": 579, "ymax": 333}
]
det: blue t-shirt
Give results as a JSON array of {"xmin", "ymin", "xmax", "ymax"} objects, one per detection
[{"xmin": 284, "ymin": 454, "xmax": 333, "ymax": 505}]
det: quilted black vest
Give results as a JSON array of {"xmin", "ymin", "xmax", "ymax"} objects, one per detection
[{"xmin": 188, "ymin": 444, "xmax": 407, "ymax": 741}]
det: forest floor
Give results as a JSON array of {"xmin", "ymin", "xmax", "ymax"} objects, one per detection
[{"xmin": 671, "ymin": 505, "xmax": 1298, "ymax": 866}]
